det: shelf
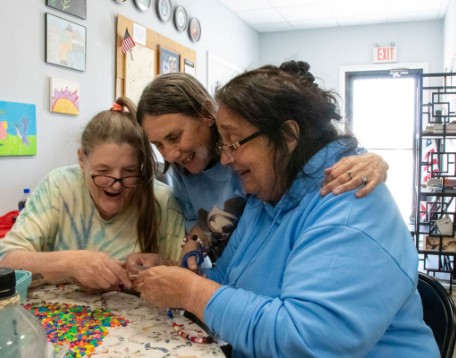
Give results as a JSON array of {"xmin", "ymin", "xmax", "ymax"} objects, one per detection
[{"xmin": 414, "ymin": 72, "xmax": 456, "ymax": 292}]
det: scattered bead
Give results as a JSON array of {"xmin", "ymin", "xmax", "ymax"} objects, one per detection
[{"xmin": 24, "ymin": 301, "xmax": 129, "ymax": 357}]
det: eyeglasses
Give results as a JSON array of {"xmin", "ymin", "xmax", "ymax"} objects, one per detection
[
  {"xmin": 85, "ymin": 158, "xmax": 142, "ymax": 188},
  {"xmin": 216, "ymin": 131, "xmax": 262, "ymax": 158},
  {"xmin": 90, "ymin": 174, "xmax": 142, "ymax": 188}
]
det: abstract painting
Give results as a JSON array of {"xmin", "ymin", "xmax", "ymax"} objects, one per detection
[
  {"xmin": 50, "ymin": 77, "xmax": 80, "ymax": 115},
  {"xmin": 0, "ymin": 101, "xmax": 37, "ymax": 156}
]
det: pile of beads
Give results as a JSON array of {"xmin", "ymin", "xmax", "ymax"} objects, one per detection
[
  {"xmin": 24, "ymin": 301, "xmax": 129, "ymax": 357},
  {"xmin": 167, "ymin": 309, "xmax": 214, "ymax": 344}
]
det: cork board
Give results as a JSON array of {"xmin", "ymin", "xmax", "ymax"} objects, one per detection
[{"xmin": 115, "ymin": 14, "xmax": 196, "ymax": 100}]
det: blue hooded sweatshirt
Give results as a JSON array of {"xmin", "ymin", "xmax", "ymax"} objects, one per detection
[{"xmin": 204, "ymin": 140, "xmax": 439, "ymax": 358}]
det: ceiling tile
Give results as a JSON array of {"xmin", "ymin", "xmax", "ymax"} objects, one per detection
[
  {"xmin": 217, "ymin": 0, "xmax": 450, "ymax": 32},
  {"xmin": 218, "ymin": 0, "xmax": 272, "ymax": 12},
  {"xmin": 277, "ymin": 3, "xmax": 332, "ymax": 21},
  {"xmin": 237, "ymin": 8, "xmax": 283, "ymax": 24}
]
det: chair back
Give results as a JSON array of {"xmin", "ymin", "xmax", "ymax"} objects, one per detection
[{"xmin": 417, "ymin": 272, "xmax": 456, "ymax": 358}]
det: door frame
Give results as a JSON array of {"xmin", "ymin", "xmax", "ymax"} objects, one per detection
[{"xmin": 340, "ymin": 62, "xmax": 427, "ymax": 223}]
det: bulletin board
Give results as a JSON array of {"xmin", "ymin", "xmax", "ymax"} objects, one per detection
[{"xmin": 115, "ymin": 15, "xmax": 197, "ymax": 100}]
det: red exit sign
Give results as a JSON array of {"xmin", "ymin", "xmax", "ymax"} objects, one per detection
[{"xmin": 373, "ymin": 46, "xmax": 397, "ymax": 63}]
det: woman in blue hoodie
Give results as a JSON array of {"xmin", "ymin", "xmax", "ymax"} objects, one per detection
[{"xmin": 134, "ymin": 61, "xmax": 439, "ymax": 357}]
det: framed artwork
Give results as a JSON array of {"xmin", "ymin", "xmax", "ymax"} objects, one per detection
[
  {"xmin": 156, "ymin": 0, "xmax": 173, "ymax": 22},
  {"xmin": 50, "ymin": 77, "xmax": 80, "ymax": 115},
  {"xmin": 159, "ymin": 47, "xmax": 180, "ymax": 74},
  {"xmin": 45, "ymin": 13, "xmax": 86, "ymax": 72},
  {"xmin": 174, "ymin": 6, "xmax": 188, "ymax": 32},
  {"xmin": 0, "ymin": 101, "xmax": 37, "ymax": 157},
  {"xmin": 188, "ymin": 18, "xmax": 201, "ymax": 42},
  {"xmin": 46, "ymin": 0, "xmax": 87, "ymax": 19},
  {"xmin": 125, "ymin": 45, "xmax": 156, "ymax": 105}
]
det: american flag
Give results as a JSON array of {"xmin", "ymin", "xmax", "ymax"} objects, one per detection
[
  {"xmin": 422, "ymin": 139, "xmax": 439, "ymax": 183},
  {"xmin": 420, "ymin": 139, "xmax": 440, "ymax": 222},
  {"xmin": 121, "ymin": 28, "xmax": 135, "ymax": 54}
]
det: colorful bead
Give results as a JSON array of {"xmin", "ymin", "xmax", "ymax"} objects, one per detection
[{"xmin": 23, "ymin": 301, "xmax": 128, "ymax": 357}]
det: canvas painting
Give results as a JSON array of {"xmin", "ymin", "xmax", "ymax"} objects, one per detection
[
  {"xmin": 45, "ymin": 13, "xmax": 86, "ymax": 72},
  {"xmin": 50, "ymin": 77, "xmax": 80, "ymax": 115},
  {"xmin": 0, "ymin": 101, "xmax": 37, "ymax": 156},
  {"xmin": 46, "ymin": 0, "xmax": 87, "ymax": 19}
]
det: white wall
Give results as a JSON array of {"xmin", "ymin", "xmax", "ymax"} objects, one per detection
[
  {"xmin": 0, "ymin": 1, "xmax": 258, "ymax": 213},
  {"xmin": 259, "ymin": 20, "xmax": 443, "ymax": 92}
]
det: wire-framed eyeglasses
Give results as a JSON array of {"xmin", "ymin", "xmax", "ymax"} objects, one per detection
[
  {"xmin": 85, "ymin": 159, "xmax": 142, "ymax": 188},
  {"xmin": 216, "ymin": 131, "xmax": 262, "ymax": 157}
]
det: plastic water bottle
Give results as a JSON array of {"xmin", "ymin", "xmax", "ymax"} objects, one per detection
[
  {"xmin": 18, "ymin": 188, "xmax": 31, "ymax": 211},
  {"xmin": 0, "ymin": 267, "xmax": 48, "ymax": 357}
]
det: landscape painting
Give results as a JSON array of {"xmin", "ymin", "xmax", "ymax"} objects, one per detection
[{"xmin": 0, "ymin": 101, "xmax": 37, "ymax": 156}]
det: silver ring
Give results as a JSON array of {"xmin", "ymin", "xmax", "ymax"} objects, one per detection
[
  {"xmin": 345, "ymin": 170, "xmax": 354, "ymax": 179},
  {"xmin": 361, "ymin": 176, "xmax": 367, "ymax": 186}
]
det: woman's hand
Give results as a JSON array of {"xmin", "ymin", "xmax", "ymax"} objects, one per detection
[
  {"xmin": 135, "ymin": 265, "xmax": 221, "ymax": 322},
  {"xmin": 125, "ymin": 253, "xmax": 174, "ymax": 281},
  {"xmin": 69, "ymin": 250, "xmax": 131, "ymax": 292},
  {"xmin": 178, "ymin": 238, "xmax": 201, "ymax": 272},
  {"xmin": 320, "ymin": 152, "xmax": 389, "ymax": 198},
  {"xmin": 136, "ymin": 265, "xmax": 195, "ymax": 308}
]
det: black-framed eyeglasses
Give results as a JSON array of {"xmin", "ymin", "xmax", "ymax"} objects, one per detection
[
  {"xmin": 216, "ymin": 131, "xmax": 262, "ymax": 157},
  {"xmin": 90, "ymin": 174, "xmax": 142, "ymax": 188},
  {"xmin": 85, "ymin": 158, "xmax": 142, "ymax": 188}
]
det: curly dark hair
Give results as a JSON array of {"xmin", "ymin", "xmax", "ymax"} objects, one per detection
[{"xmin": 215, "ymin": 60, "xmax": 356, "ymax": 192}]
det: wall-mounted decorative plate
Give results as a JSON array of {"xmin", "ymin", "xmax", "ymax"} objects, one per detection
[
  {"xmin": 134, "ymin": 0, "xmax": 151, "ymax": 12},
  {"xmin": 188, "ymin": 17, "xmax": 201, "ymax": 42},
  {"xmin": 174, "ymin": 6, "xmax": 188, "ymax": 32},
  {"xmin": 157, "ymin": 0, "xmax": 172, "ymax": 22}
]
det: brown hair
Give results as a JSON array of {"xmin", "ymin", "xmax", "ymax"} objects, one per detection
[
  {"xmin": 137, "ymin": 72, "xmax": 219, "ymax": 173},
  {"xmin": 81, "ymin": 96, "xmax": 159, "ymax": 253}
]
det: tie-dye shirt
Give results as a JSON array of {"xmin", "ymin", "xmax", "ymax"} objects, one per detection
[{"xmin": 0, "ymin": 165, "xmax": 184, "ymax": 262}]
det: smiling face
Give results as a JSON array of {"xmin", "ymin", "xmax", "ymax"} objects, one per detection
[
  {"xmin": 141, "ymin": 113, "xmax": 215, "ymax": 174},
  {"xmin": 78, "ymin": 142, "xmax": 140, "ymax": 220},
  {"xmin": 216, "ymin": 106, "xmax": 285, "ymax": 203}
]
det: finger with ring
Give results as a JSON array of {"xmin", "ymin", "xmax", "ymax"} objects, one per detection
[
  {"xmin": 345, "ymin": 170, "xmax": 354, "ymax": 179},
  {"xmin": 361, "ymin": 176, "xmax": 367, "ymax": 186}
]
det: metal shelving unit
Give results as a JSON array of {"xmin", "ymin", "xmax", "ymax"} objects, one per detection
[{"xmin": 414, "ymin": 72, "xmax": 456, "ymax": 293}]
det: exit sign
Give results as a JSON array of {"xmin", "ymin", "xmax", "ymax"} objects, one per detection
[{"xmin": 373, "ymin": 46, "xmax": 397, "ymax": 63}]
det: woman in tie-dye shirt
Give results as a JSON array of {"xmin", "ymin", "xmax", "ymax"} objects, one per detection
[{"xmin": 0, "ymin": 97, "xmax": 184, "ymax": 292}]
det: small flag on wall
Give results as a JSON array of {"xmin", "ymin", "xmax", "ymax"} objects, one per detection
[
  {"xmin": 121, "ymin": 28, "xmax": 136, "ymax": 54},
  {"xmin": 422, "ymin": 139, "xmax": 439, "ymax": 183}
]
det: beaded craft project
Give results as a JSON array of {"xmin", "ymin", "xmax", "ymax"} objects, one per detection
[
  {"xmin": 167, "ymin": 309, "xmax": 214, "ymax": 344},
  {"xmin": 24, "ymin": 301, "xmax": 129, "ymax": 357}
]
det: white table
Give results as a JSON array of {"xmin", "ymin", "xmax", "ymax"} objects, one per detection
[{"xmin": 25, "ymin": 284, "xmax": 225, "ymax": 357}]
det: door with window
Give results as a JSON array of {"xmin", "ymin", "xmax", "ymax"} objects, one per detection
[{"xmin": 345, "ymin": 69, "xmax": 422, "ymax": 223}]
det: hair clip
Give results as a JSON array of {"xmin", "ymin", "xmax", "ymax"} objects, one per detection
[{"xmin": 111, "ymin": 102, "xmax": 124, "ymax": 112}]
